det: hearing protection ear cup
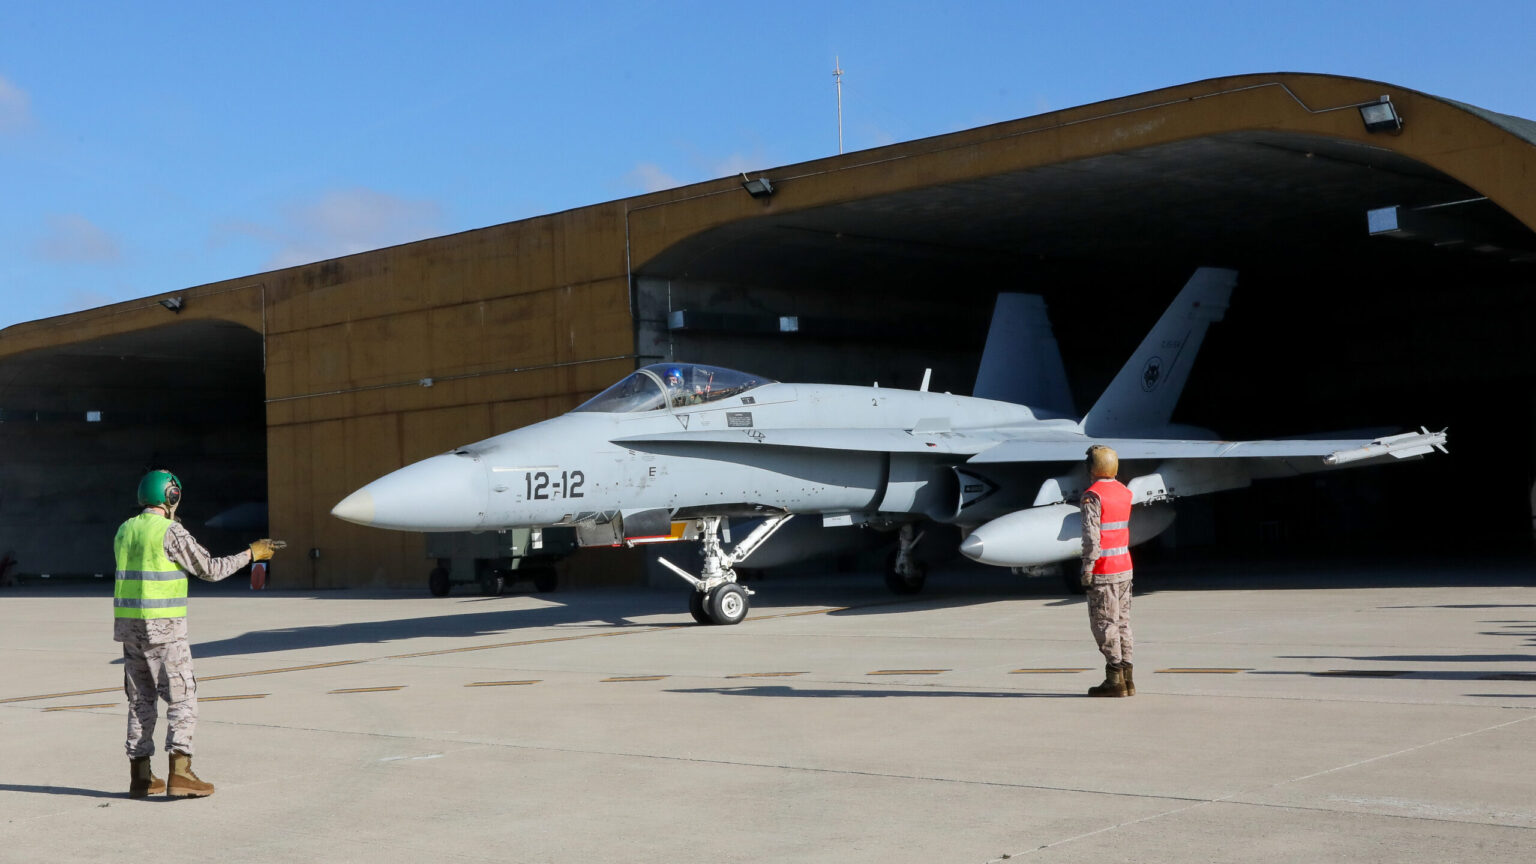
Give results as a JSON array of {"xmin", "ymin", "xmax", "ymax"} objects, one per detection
[{"xmin": 164, "ymin": 484, "xmax": 181, "ymax": 507}]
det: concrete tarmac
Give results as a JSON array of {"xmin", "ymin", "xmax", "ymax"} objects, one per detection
[{"xmin": 2, "ymin": 560, "xmax": 1533, "ymax": 863}]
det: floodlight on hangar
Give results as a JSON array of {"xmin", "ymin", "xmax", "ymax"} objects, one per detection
[
  {"xmin": 1359, "ymin": 96, "xmax": 1403, "ymax": 133},
  {"xmin": 740, "ymin": 174, "xmax": 775, "ymax": 199},
  {"xmin": 158, "ymin": 296, "xmax": 185, "ymax": 313}
]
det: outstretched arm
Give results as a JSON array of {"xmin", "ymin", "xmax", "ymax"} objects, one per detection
[{"xmin": 163, "ymin": 523, "xmax": 252, "ymax": 583}]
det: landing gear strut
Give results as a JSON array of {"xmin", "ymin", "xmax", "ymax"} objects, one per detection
[{"xmin": 660, "ymin": 514, "xmax": 793, "ymax": 625}]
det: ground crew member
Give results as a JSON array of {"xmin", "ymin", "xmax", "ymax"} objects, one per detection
[
  {"xmin": 1080, "ymin": 445, "xmax": 1135, "ymax": 697},
  {"xmin": 114, "ymin": 469, "xmax": 283, "ymax": 798}
]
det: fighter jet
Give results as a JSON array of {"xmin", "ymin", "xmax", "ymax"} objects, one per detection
[{"xmin": 332, "ymin": 268, "xmax": 1447, "ymax": 624}]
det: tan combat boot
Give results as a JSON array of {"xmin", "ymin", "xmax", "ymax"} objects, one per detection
[
  {"xmin": 1122, "ymin": 663, "xmax": 1135, "ymax": 696},
  {"xmin": 1087, "ymin": 663, "xmax": 1128, "ymax": 697},
  {"xmin": 166, "ymin": 752, "xmax": 215, "ymax": 798},
  {"xmin": 128, "ymin": 757, "xmax": 165, "ymax": 798}
]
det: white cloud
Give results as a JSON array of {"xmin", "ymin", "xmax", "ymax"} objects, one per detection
[
  {"xmin": 33, "ymin": 214, "xmax": 122, "ymax": 264},
  {"xmin": 0, "ymin": 75, "xmax": 31, "ymax": 133},
  {"xmin": 624, "ymin": 162, "xmax": 681, "ymax": 193},
  {"xmin": 247, "ymin": 188, "xmax": 444, "ymax": 269}
]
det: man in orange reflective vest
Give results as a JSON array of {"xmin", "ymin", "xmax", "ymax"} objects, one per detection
[{"xmin": 1080, "ymin": 445, "xmax": 1135, "ymax": 697}]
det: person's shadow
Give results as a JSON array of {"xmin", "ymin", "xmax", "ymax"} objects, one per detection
[{"xmin": 0, "ymin": 783, "xmax": 123, "ymax": 799}]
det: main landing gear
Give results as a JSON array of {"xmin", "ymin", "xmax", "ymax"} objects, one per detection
[
  {"xmin": 884, "ymin": 522, "xmax": 928, "ymax": 595},
  {"xmin": 660, "ymin": 514, "xmax": 793, "ymax": 625}
]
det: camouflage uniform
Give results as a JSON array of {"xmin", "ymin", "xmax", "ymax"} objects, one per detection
[
  {"xmin": 1080, "ymin": 493, "xmax": 1133, "ymax": 666},
  {"xmin": 115, "ymin": 515, "xmax": 251, "ymax": 758}
]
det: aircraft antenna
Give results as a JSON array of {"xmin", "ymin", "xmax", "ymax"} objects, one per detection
[{"xmin": 833, "ymin": 56, "xmax": 845, "ymax": 154}]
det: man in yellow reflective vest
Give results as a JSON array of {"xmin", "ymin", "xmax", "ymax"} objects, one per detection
[
  {"xmin": 114, "ymin": 469, "xmax": 283, "ymax": 798},
  {"xmin": 1080, "ymin": 445, "xmax": 1135, "ymax": 697}
]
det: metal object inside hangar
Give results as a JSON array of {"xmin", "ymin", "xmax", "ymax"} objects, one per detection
[{"xmin": 2, "ymin": 72, "xmax": 1534, "ymax": 588}]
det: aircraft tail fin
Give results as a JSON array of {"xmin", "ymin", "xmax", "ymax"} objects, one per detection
[
  {"xmin": 973, "ymin": 293, "xmax": 1076, "ymax": 416},
  {"xmin": 1080, "ymin": 267, "xmax": 1236, "ymax": 437}
]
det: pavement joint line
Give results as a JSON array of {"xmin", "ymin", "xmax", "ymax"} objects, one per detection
[
  {"xmin": 602, "ymin": 675, "xmax": 669, "ymax": 682},
  {"xmin": 726, "ymin": 671, "xmax": 808, "ymax": 678},
  {"xmin": 41, "ymin": 703, "xmax": 115, "ymax": 712},
  {"xmin": 868, "ymin": 669, "xmax": 949, "ymax": 675},
  {"xmin": 183, "ymin": 714, "xmax": 1216, "ymax": 806},
  {"xmin": 200, "ymin": 694, "xmax": 268, "ymax": 701},
  {"xmin": 1157, "ymin": 668, "xmax": 1250, "ymax": 674},
  {"xmin": 1010, "ymin": 668, "xmax": 1091, "ymax": 674},
  {"xmin": 328, "ymin": 686, "xmax": 406, "ymax": 694},
  {"xmin": 464, "ymin": 680, "xmax": 541, "ymax": 687}
]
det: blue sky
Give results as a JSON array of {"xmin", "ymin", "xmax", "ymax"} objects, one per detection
[{"xmin": 2, "ymin": 1, "xmax": 1533, "ymax": 330}]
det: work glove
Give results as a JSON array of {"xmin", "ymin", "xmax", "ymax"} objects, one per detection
[
  {"xmin": 250, "ymin": 539, "xmax": 287, "ymax": 562},
  {"xmin": 1080, "ymin": 569, "xmax": 1094, "ymax": 588}
]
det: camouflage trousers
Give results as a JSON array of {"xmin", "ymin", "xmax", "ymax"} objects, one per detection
[
  {"xmin": 122, "ymin": 637, "xmax": 198, "ymax": 758},
  {"xmin": 1087, "ymin": 580, "xmax": 1134, "ymax": 666}
]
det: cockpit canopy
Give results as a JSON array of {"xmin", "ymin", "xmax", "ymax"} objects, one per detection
[{"xmin": 574, "ymin": 364, "xmax": 776, "ymax": 413}]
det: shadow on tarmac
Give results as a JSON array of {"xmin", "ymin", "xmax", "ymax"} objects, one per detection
[
  {"xmin": 180, "ymin": 592, "xmax": 687, "ymax": 660},
  {"xmin": 666, "ymin": 685, "xmax": 1078, "ymax": 699},
  {"xmin": 0, "ymin": 783, "xmax": 121, "ymax": 800}
]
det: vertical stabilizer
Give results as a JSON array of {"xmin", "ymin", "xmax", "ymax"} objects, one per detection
[
  {"xmin": 973, "ymin": 293, "xmax": 1076, "ymax": 416},
  {"xmin": 1081, "ymin": 268, "xmax": 1236, "ymax": 436}
]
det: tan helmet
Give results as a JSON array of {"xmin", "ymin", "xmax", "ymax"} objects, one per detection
[{"xmin": 1086, "ymin": 445, "xmax": 1118, "ymax": 479}]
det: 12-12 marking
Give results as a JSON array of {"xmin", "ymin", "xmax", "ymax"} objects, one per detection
[{"xmin": 526, "ymin": 470, "xmax": 585, "ymax": 500}]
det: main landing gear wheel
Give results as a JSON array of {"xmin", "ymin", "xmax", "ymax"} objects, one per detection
[
  {"xmin": 708, "ymin": 583, "xmax": 750, "ymax": 626},
  {"xmin": 428, "ymin": 567, "xmax": 451, "ymax": 597},
  {"xmin": 884, "ymin": 547, "xmax": 928, "ymax": 595},
  {"xmin": 884, "ymin": 557, "xmax": 927, "ymax": 594}
]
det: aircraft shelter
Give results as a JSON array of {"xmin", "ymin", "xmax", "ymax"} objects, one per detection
[{"xmin": 2, "ymin": 72, "xmax": 1534, "ymax": 588}]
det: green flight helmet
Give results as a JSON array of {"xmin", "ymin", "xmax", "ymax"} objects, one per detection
[{"xmin": 136, "ymin": 470, "xmax": 183, "ymax": 509}]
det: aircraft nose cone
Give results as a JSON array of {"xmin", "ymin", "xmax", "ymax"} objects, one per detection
[
  {"xmin": 331, "ymin": 489, "xmax": 376, "ymax": 525},
  {"xmin": 331, "ymin": 451, "xmax": 489, "ymax": 531},
  {"xmin": 958, "ymin": 533, "xmax": 983, "ymax": 561}
]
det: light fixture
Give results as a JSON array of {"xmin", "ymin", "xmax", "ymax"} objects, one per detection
[
  {"xmin": 1359, "ymin": 96, "xmax": 1402, "ymax": 134},
  {"xmin": 741, "ymin": 174, "xmax": 775, "ymax": 199},
  {"xmin": 158, "ymin": 296, "xmax": 185, "ymax": 313}
]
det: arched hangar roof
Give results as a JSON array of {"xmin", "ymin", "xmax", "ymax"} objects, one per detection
[{"xmin": 631, "ymin": 72, "xmax": 1536, "ymax": 289}]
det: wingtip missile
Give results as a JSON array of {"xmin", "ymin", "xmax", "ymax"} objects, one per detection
[{"xmin": 1323, "ymin": 428, "xmax": 1449, "ymax": 466}]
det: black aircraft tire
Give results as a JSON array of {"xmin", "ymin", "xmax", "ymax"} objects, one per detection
[
  {"xmin": 708, "ymin": 584, "xmax": 749, "ymax": 625},
  {"xmin": 688, "ymin": 591, "xmax": 712, "ymax": 625},
  {"xmin": 482, "ymin": 572, "xmax": 506, "ymax": 597},
  {"xmin": 428, "ymin": 567, "xmax": 451, "ymax": 598},
  {"xmin": 884, "ymin": 553, "xmax": 927, "ymax": 595}
]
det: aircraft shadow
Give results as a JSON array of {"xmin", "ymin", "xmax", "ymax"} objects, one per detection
[
  {"xmin": 666, "ymin": 684, "xmax": 1076, "ymax": 699},
  {"xmin": 176, "ymin": 593, "xmax": 686, "ymax": 660}
]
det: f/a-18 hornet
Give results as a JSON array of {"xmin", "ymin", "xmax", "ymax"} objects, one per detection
[{"xmin": 333, "ymin": 268, "xmax": 1446, "ymax": 624}]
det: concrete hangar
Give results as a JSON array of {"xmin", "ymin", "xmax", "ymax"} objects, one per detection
[{"xmin": 2, "ymin": 72, "xmax": 1534, "ymax": 590}]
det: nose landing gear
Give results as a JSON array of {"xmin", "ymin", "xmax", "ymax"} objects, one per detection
[{"xmin": 660, "ymin": 513, "xmax": 792, "ymax": 625}]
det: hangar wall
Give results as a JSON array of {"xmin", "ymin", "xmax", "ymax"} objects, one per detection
[{"xmin": 3, "ymin": 72, "xmax": 1535, "ymax": 588}]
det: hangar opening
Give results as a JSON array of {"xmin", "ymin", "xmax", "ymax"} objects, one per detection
[
  {"xmin": 0, "ymin": 319, "xmax": 267, "ymax": 581},
  {"xmin": 635, "ymin": 129, "xmax": 1536, "ymax": 562}
]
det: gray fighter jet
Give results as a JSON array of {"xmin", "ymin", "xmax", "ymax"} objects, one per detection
[{"xmin": 332, "ymin": 268, "xmax": 1446, "ymax": 624}]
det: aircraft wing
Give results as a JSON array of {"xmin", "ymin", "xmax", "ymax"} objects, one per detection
[
  {"xmin": 968, "ymin": 428, "xmax": 1448, "ymax": 466},
  {"xmin": 611, "ymin": 428, "xmax": 999, "ymax": 456}
]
